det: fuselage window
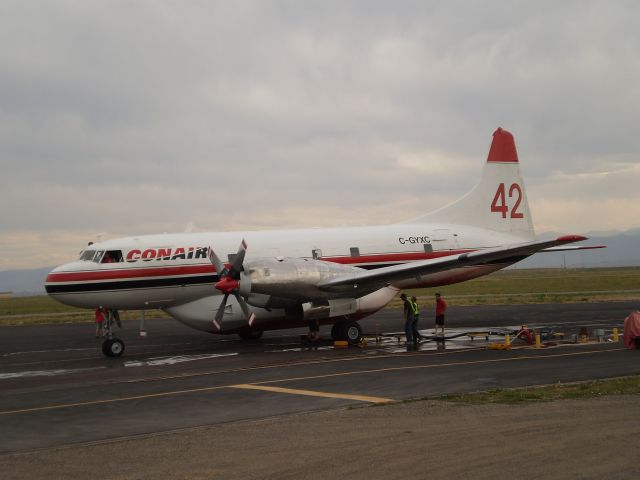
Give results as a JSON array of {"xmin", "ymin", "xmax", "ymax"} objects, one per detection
[
  {"xmin": 350, "ymin": 247, "xmax": 360, "ymax": 257},
  {"xmin": 423, "ymin": 244, "xmax": 433, "ymax": 253},
  {"xmin": 312, "ymin": 248, "xmax": 322, "ymax": 259},
  {"xmin": 102, "ymin": 250, "xmax": 124, "ymax": 263}
]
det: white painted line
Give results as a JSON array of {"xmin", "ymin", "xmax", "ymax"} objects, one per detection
[
  {"xmin": 0, "ymin": 367, "xmax": 105, "ymax": 380},
  {"xmin": 124, "ymin": 352, "xmax": 238, "ymax": 367}
]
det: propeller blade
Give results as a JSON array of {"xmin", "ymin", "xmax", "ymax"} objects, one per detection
[
  {"xmin": 233, "ymin": 292, "xmax": 256, "ymax": 327},
  {"xmin": 207, "ymin": 246, "xmax": 227, "ymax": 277},
  {"xmin": 211, "ymin": 240, "xmax": 254, "ymax": 328},
  {"xmin": 213, "ymin": 293, "xmax": 229, "ymax": 330},
  {"xmin": 230, "ymin": 239, "xmax": 247, "ymax": 276}
]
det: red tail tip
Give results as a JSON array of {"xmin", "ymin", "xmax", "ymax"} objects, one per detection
[{"xmin": 487, "ymin": 127, "xmax": 519, "ymax": 163}]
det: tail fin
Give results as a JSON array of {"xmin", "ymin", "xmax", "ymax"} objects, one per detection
[{"xmin": 405, "ymin": 128, "xmax": 535, "ymax": 240}]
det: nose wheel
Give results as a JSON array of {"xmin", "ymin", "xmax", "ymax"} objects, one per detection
[
  {"xmin": 100, "ymin": 308, "xmax": 125, "ymax": 357},
  {"xmin": 102, "ymin": 337, "xmax": 125, "ymax": 357}
]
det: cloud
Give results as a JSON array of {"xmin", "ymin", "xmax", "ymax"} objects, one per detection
[{"xmin": 1, "ymin": 1, "xmax": 639, "ymax": 269}]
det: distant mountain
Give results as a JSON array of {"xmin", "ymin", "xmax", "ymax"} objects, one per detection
[
  {"xmin": 514, "ymin": 229, "xmax": 640, "ymax": 269},
  {"xmin": 0, "ymin": 229, "xmax": 638, "ymax": 294},
  {"xmin": 0, "ymin": 267, "xmax": 51, "ymax": 295}
]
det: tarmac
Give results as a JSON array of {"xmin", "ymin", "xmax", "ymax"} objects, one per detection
[{"xmin": 0, "ymin": 301, "xmax": 638, "ymax": 458}]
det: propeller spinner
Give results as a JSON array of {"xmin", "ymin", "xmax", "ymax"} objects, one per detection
[{"xmin": 207, "ymin": 240, "xmax": 256, "ymax": 330}]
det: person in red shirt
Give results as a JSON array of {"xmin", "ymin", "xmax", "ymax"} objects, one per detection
[
  {"xmin": 95, "ymin": 306, "xmax": 106, "ymax": 338},
  {"xmin": 435, "ymin": 293, "xmax": 447, "ymax": 337}
]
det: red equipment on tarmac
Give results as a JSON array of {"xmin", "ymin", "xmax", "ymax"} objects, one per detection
[{"xmin": 623, "ymin": 311, "xmax": 640, "ymax": 350}]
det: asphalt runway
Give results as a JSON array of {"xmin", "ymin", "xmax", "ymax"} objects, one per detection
[{"xmin": 0, "ymin": 301, "xmax": 638, "ymax": 454}]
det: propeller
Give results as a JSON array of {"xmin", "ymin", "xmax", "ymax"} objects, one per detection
[{"xmin": 207, "ymin": 240, "xmax": 256, "ymax": 330}]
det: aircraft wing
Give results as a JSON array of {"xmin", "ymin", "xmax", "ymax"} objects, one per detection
[{"xmin": 318, "ymin": 235, "xmax": 589, "ymax": 294}]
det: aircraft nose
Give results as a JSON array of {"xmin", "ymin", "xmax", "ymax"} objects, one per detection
[
  {"xmin": 44, "ymin": 261, "xmax": 85, "ymax": 303},
  {"xmin": 44, "ymin": 261, "xmax": 98, "ymax": 309},
  {"xmin": 45, "ymin": 263, "xmax": 71, "ymax": 284}
]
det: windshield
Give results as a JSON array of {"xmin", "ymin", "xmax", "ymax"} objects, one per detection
[
  {"xmin": 78, "ymin": 250, "xmax": 105, "ymax": 263},
  {"xmin": 79, "ymin": 250, "xmax": 96, "ymax": 261}
]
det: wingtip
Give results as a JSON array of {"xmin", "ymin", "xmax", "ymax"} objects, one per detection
[{"xmin": 556, "ymin": 234, "xmax": 588, "ymax": 242}]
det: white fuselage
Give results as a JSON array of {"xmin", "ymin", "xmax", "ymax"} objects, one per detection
[
  {"xmin": 46, "ymin": 128, "xmax": 546, "ymax": 336},
  {"xmin": 46, "ymin": 223, "xmax": 525, "ymax": 333}
]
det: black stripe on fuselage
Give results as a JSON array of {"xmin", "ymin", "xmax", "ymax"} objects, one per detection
[{"xmin": 45, "ymin": 274, "xmax": 219, "ymax": 294}]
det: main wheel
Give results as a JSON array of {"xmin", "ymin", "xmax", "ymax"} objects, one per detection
[
  {"xmin": 102, "ymin": 338, "xmax": 125, "ymax": 357},
  {"xmin": 238, "ymin": 329, "xmax": 263, "ymax": 340},
  {"xmin": 344, "ymin": 321, "xmax": 363, "ymax": 346}
]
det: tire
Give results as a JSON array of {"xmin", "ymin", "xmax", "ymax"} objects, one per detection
[
  {"xmin": 238, "ymin": 329, "xmax": 263, "ymax": 340},
  {"xmin": 102, "ymin": 338, "xmax": 125, "ymax": 357},
  {"xmin": 344, "ymin": 321, "xmax": 362, "ymax": 345}
]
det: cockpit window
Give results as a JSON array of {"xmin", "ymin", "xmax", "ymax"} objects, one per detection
[
  {"xmin": 79, "ymin": 249, "xmax": 122, "ymax": 263},
  {"xmin": 101, "ymin": 250, "xmax": 123, "ymax": 263}
]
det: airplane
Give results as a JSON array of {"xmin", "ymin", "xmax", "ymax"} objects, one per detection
[{"xmin": 45, "ymin": 128, "xmax": 600, "ymax": 357}]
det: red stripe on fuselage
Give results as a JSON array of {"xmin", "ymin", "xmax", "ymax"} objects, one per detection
[
  {"xmin": 326, "ymin": 249, "xmax": 474, "ymax": 265},
  {"xmin": 45, "ymin": 249, "xmax": 476, "ymax": 284},
  {"xmin": 46, "ymin": 264, "xmax": 215, "ymax": 283}
]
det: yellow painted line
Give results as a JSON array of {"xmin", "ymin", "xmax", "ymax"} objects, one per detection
[
  {"xmin": 232, "ymin": 383, "xmax": 393, "ymax": 404},
  {"xmin": 0, "ymin": 347, "xmax": 624, "ymax": 416}
]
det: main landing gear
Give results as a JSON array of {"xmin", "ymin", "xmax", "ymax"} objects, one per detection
[
  {"xmin": 331, "ymin": 319, "xmax": 363, "ymax": 346},
  {"xmin": 101, "ymin": 308, "xmax": 125, "ymax": 357}
]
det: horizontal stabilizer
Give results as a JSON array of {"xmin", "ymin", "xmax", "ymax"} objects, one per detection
[{"xmin": 540, "ymin": 245, "xmax": 606, "ymax": 253}]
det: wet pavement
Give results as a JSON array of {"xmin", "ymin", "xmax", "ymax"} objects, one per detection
[{"xmin": 0, "ymin": 301, "xmax": 638, "ymax": 453}]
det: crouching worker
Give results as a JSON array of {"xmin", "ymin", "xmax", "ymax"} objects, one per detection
[
  {"xmin": 307, "ymin": 317, "xmax": 320, "ymax": 349},
  {"xmin": 516, "ymin": 325, "xmax": 534, "ymax": 344}
]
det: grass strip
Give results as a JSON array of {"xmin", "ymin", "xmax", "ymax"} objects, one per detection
[
  {"xmin": 0, "ymin": 309, "xmax": 171, "ymax": 326},
  {"xmin": 434, "ymin": 376, "xmax": 640, "ymax": 404},
  {"xmin": 388, "ymin": 266, "xmax": 640, "ymax": 308}
]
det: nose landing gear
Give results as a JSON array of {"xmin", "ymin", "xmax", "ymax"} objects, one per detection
[
  {"xmin": 101, "ymin": 308, "xmax": 125, "ymax": 357},
  {"xmin": 102, "ymin": 337, "xmax": 125, "ymax": 357}
]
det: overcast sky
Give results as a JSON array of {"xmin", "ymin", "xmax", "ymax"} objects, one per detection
[{"xmin": 1, "ymin": 1, "xmax": 639, "ymax": 269}]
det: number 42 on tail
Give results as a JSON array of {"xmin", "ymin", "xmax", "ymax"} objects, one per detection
[{"xmin": 491, "ymin": 183, "xmax": 524, "ymax": 219}]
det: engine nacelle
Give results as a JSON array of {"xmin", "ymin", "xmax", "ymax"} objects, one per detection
[{"xmin": 243, "ymin": 257, "xmax": 362, "ymax": 302}]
